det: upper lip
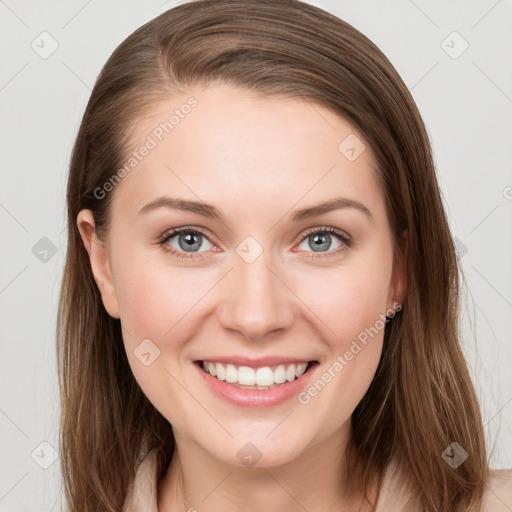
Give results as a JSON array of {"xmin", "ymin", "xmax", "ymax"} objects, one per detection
[{"xmin": 196, "ymin": 356, "xmax": 317, "ymax": 368}]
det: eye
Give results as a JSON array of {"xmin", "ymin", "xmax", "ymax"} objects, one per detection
[
  {"xmin": 159, "ymin": 227, "xmax": 216, "ymax": 259},
  {"xmin": 158, "ymin": 225, "xmax": 352, "ymax": 260},
  {"xmin": 295, "ymin": 227, "xmax": 352, "ymax": 258}
]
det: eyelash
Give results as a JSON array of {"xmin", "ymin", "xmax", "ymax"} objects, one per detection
[{"xmin": 158, "ymin": 225, "xmax": 352, "ymax": 260}]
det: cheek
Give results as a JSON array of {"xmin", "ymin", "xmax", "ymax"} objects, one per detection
[
  {"xmin": 113, "ymin": 248, "xmax": 211, "ymax": 341},
  {"xmin": 111, "ymin": 251, "xmax": 212, "ymax": 415},
  {"xmin": 300, "ymin": 262, "xmax": 391, "ymax": 351},
  {"xmin": 293, "ymin": 258, "xmax": 391, "ymax": 413},
  {"xmin": 116, "ymin": 270, "xmax": 172, "ymax": 341}
]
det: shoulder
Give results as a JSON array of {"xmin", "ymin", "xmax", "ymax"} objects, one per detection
[
  {"xmin": 123, "ymin": 449, "xmax": 160, "ymax": 512},
  {"xmin": 377, "ymin": 462, "xmax": 512, "ymax": 512},
  {"xmin": 375, "ymin": 458, "xmax": 423, "ymax": 511},
  {"xmin": 482, "ymin": 468, "xmax": 512, "ymax": 511}
]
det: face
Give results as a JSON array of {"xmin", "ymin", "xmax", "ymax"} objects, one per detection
[{"xmin": 78, "ymin": 82, "xmax": 406, "ymax": 469}]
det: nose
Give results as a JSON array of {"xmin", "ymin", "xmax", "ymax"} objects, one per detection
[{"xmin": 217, "ymin": 250, "xmax": 296, "ymax": 342}]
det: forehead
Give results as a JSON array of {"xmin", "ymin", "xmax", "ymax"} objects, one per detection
[{"xmin": 110, "ymin": 83, "xmax": 385, "ymax": 223}]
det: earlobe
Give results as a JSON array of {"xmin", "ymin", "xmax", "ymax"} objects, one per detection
[{"xmin": 76, "ymin": 209, "xmax": 121, "ymax": 319}]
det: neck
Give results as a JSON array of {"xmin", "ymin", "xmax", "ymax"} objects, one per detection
[{"xmin": 157, "ymin": 422, "xmax": 378, "ymax": 512}]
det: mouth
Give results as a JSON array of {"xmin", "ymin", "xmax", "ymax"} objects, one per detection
[{"xmin": 194, "ymin": 359, "xmax": 319, "ymax": 391}]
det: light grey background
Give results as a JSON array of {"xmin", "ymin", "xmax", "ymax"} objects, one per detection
[{"xmin": 1, "ymin": 0, "xmax": 511, "ymax": 510}]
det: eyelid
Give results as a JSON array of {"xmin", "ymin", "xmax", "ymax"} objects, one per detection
[
  {"xmin": 297, "ymin": 225, "xmax": 351, "ymax": 244},
  {"xmin": 158, "ymin": 225, "xmax": 213, "ymax": 244}
]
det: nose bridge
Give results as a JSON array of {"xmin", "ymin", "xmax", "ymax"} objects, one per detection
[{"xmin": 218, "ymin": 240, "xmax": 295, "ymax": 340}]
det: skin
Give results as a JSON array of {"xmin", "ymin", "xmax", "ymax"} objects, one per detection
[{"xmin": 78, "ymin": 82, "xmax": 407, "ymax": 512}]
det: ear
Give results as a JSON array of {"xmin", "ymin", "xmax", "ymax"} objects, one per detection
[
  {"xmin": 387, "ymin": 229, "xmax": 408, "ymax": 311},
  {"xmin": 76, "ymin": 209, "xmax": 120, "ymax": 319}
]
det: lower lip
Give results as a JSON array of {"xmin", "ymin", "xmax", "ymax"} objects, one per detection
[{"xmin": 194, "ymin": 361, "xmax": 319, "ymax": 408}]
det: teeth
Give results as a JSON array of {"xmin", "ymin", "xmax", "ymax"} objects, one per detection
[
  {"xmin": 201, "ymin": 361, "xmax": 310, "ymax": 386},
  {"xmin": 207, "ymin": 362, "xmax": 217, "ymax": 377}
]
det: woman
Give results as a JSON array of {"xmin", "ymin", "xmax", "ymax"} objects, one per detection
[{"xmin": 57, "ymin": 0, "xmax": 512, "ymax": 510}]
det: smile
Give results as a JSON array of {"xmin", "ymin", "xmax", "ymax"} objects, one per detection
[{"xmin": 193, "ymin": 359, "xmax": 319, "ymax": 407}]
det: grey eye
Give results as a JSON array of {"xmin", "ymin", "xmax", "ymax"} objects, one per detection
[
  {"xmin": 298, "ymin": 232, "xmax": 342, "ymax": 253},
  {"xmin": 167, "ymin": 231, "xmax": 214, "ymax": 253}
]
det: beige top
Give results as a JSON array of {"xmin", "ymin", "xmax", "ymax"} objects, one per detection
[{"xmin": 123, "ymin": 449, "xmax": 512, "ymax": 511}]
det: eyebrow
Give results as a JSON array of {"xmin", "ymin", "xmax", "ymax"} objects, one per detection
[{"xmin": 138, "ymin": 196, "xmax": 373, "ymax": 223}]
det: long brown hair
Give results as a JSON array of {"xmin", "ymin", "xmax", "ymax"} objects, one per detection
[{"xmin": 57, "ymin": 1, "xmax": 489, "ymax": 510}]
